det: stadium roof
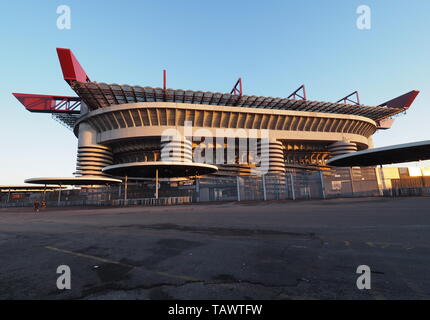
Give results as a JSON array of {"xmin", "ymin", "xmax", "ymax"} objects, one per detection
[
  {"xmin": 12, "ymin": 48, "xmax": 420, "ymax": 130},
  {"xmin": 72, "ymin": 81, "xmax": 419, "ymax": 122},
  {"xmin": 327, "ymin": 140, "xmax": 430, "ymax": 167}
]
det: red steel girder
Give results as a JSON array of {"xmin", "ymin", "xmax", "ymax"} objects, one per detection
[
  {"xmin": 378, "ymin": 90, "xmax": 420, "ymax": 111},
  {"xmin": 288, "ymin": 85, "xmax": 307, "ymax": 100},
  {"xmin": 375, "ymin": 90, "xmax": 420, "ymax": 129},
  {"xmin": 13, "ymin": 93, "xmax": 81, "ymax": 114},
  {"xmin": 56, "ymin": 48, "xmax": 91, "ymax": 84},
  {"xmin": 337, "ymin": 91, "xmax": 361, "ymax": 105},
  {"xmin": 230, "ymin": 78, "xmax": 243, "ymax": 96}
]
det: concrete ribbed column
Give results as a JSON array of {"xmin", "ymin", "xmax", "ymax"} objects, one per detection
[
  {"xmin": 258, "ymin": 139, "xmax": 286, "ymax": 174},
  {"xmin": 328, "ymin": 141, "xmax": 358, "ymax": 158},
  {"xmin": 75, "ymin": 122, "xmax": 113, "ymax": 177},
  {"xmin": 160, "ymin": 137, "xmax": 192, "ymax": 163}
]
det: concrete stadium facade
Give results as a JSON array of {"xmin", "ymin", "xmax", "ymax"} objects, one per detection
[{"xmin": 74, "ymin": 101, "xmax": 377, "ymax": 178}]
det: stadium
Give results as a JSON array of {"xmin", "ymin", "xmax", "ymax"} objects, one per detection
[{"xmin": 8, "ymin": 48, "xmax": 422, "ymax": 204}]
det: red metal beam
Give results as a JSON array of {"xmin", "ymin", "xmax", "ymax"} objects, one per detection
[
  {"xmin": 56, "ymin": 48, "xmax": 90, "ymax": 84},
  {"xmin": 230, "ymin": 78, "xmax": 243, "ymax": 96},
  {"xmin": 376, "ymin": 90, "xmax": 420, "ymax": 129},
  {"xmin": 337, "ymin": 91, "xmax": 360, "ymax": 105},
  {"xmin": 288, "ymin": 85, "xmax": 307, "ymax": 100},
  {"xmin": 378, "ymin": 90, "xmax": 420, "ymax": 111},
  {"xmin": 13, "ymin": 93, "xmax": 81, "ymax": 114}
]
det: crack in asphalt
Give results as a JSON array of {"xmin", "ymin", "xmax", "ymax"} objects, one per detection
[
  {"xmin": 115, "ymin": 223, "xmax": 317, "ymax": 239},
  {"xmin": 77, "ymin": 277, "xmax": 303, "ymax": 300}
]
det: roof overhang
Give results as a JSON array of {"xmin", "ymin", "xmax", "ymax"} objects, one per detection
[
  {"xmin": 327, "ymin": 140, "xmax": 430, "ymax": 167},
  {"xmin": 103, "ymin": 162, "xmax": 218, "ymax": 178}
]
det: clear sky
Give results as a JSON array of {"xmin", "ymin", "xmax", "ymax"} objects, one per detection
[{"xmin": 1, "ymin": 0, "xmax": 429, "ymax": 184}]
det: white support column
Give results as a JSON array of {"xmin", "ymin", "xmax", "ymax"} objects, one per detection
[
  {"xmin": 236, "ymin": 176, "xmax": 241, "ymax": 202},
  {"xmin": 379, "ymin": 165, "xmax": 387, "ymax": 196},
  {"xmin": 155, "ymin": 169, "xmax": 159, "ymax": 200},
  {"xmin": 124, "ymin": 176, "xmax": 128, "ymax": 203},
  {"xmin": 290, "ymin": 173, "xmax": 296, "ymax": 200},
  {"xmin": 349, "ymin": 168, "xmax": 355, "ymax": 196},
  {"xmin": 196, "ymin": 177, "xmax": 200, "ymax": 202},
  {"xmin": 319, "ymin": 171, "xmax": 326, "ymax": 199},
  {"xmin": 262, "ymin": 175, "xmax": 267, "ymax": 201},
  {"xmin": 57, "ymin": 185, "xmax": 62, "ymax": 206}
]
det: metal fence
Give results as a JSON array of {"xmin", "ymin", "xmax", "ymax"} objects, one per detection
[{"xmin": 2, "ymin": 167, "xmax": 430, "ymax": 208}]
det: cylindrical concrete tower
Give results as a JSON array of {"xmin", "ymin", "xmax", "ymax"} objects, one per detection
[
  {"xmin": 75, "ymin": 122, "xmax": 113, "ymax": 177},
  {"xmin": 160, "ymin": 137, "xmax": 193, "ymax": 163},
  {"xmin": 258, "ymin": 139, "xmax": 286, "ymax": 174},
  {"xmin": 328, "ymin": 141, "xmax": 358, "ymax": 158}
]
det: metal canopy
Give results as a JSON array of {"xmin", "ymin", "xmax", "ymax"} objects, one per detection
[
  {"xmin": 72, "ymin": 81, "xmax": 416, "ymax": 122},
  {"xmin": 327, "ymin": 140, "xmax": 430, "ymax": 167},
  {"xmin": 25, "ymin": 176, "xmax": 123, "ymax": 186},
  {"xmin": 103, "ymin": 162, "xmax": 218, "ymax": 178},
  {"xmin": 0, "ymin": 185, "xmax": 65, "ymax": 192}
]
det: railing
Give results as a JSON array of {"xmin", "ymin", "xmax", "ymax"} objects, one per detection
[
  {"xmin": 0, "ymin": 197, "xmax": 192, "ymax": 208},
  {"xmin": 111, "ymin": 197, "xmax": 192, "ymax": 206}
]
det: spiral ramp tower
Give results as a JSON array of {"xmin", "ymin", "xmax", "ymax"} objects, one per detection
[
  {"xmin": 258, "ymin": 139, "xmax": 286, "ymax": 174},
  {"xmin": 328, "ymin": 141, "xmax": 358, "ymax": 158},
  {"xmin": 75, "ymin": 145, "xmax": 114, "ymax": 177},
  {"xmin": 160, "ymin": 137, "xmax": 193, "ymax": 163}
]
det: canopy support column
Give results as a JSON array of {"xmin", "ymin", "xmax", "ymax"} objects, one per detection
[
  {"xmin": 155, "ymin": 169, "xmax": 159, "ymax": 200},
  {"xmin": 57, "ymin": 185, "xmax": 62, "ymax": 206},
  {"xmin": 124, "ymin": 176, "xmax": 128, "ymax": 203}
]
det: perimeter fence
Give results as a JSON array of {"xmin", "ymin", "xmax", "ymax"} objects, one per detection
[{"xmin": 2, "ymin": 167, "xmax": 429, "ymax": 208}]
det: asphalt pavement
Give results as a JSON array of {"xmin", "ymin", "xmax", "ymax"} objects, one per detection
[{"xmin": 0, "ymin": 197, "xmax": 429, "ymax": 300}]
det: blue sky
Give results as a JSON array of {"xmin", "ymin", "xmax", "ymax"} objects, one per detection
[{"xmin": 1, "ymin": 0, "xmax": 429, "ymax": 184}]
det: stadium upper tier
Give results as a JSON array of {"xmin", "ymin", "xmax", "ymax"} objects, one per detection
[{"xmin": 71, "ymin": 81, "xmax": 417, "ymax": 122}]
